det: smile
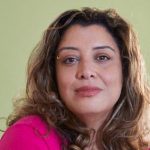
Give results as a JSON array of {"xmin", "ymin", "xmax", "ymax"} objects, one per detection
[{"xmin": 75, "ymin": 86, "xmax": 102, "ymax": 97}]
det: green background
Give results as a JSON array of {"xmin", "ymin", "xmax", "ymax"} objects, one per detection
[{"xmin": 0, "ymin": 0, "xmax": 150, "ymax": 136}]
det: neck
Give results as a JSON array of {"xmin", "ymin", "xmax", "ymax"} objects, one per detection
[
  {"xmin": 77, "ymin": 111, "xmax": 109, "ymax": 131},
  {"xmin": 76, "ymin": 112, "xmax": 110, "ymax": 150}
]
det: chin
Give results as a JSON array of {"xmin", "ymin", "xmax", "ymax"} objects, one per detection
[{"xmin": 73, "ymin": 107, "xmax": 107, "ymax": 115}]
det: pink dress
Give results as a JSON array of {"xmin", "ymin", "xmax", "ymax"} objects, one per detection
[{"xmin": 0, "ymin": 115, "xmax": 63, "ymax": 150}]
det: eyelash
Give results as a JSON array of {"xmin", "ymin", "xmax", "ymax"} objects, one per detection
[
  {"xmin": 95, "ymin": 55, "xmax": 110, "ymax": 62},
  {"xmin": 62, "ymin": 55, "xmax": 111, "ymax": 65},
  {"xmin": 63, "ymin": 56, "xmax": 80, "ymax": 64}
]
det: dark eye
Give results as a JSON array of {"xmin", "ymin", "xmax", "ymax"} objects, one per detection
[
  {"xmin": 96, "ymin": 55, "xmax": 110, "ymax": 62},
  {"xmin": 63, "ymin": 56, "xmax": 79, "ymax": 64}
]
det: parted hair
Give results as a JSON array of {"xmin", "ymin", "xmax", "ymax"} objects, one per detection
[{"xmin": 7, "ymin": 7, "xmax": 150, "ymax": 149}]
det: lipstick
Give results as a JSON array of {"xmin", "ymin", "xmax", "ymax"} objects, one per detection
[{"xmin": 75, "ymin": 86, "xmax": 101, "ymax": 97}]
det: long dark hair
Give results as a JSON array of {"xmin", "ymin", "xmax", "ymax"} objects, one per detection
[{"xmin": 7, "ymin": 7, "xmax": 150, "ymax": 149}]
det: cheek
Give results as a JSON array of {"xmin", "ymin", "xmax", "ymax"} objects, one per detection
[
  {"xmin": 56, "ymin": 67, "xmax": 74, "ymax": 95},
  {"xmin": 103, "ymin": 65, "xmax": 123, "ymax": 97}
]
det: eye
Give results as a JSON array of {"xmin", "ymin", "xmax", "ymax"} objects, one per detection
[
  {"xmin": 96, "ymin": 55, "xmax": 110, "ymax": 62},
  {"xmin": 63, "ymin": 56, "xmax": 80, "ymax": 64}
]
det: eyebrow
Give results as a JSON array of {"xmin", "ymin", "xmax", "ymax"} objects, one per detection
[
  {"xmin": 93, "ymin": 46, "xmax": 115, "ymax": 51},
  {"xmin": 57, "ymin": 45, "xmax": 116, "ymax": 52}
]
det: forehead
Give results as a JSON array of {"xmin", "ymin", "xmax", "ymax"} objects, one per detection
[{"xmin": 57, "ymin": 24, "xmax": 119, "ymax": 53}]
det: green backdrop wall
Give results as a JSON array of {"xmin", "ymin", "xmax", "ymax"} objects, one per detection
[{"xmin": 0, "ymin": 0, "xmax": 150, "ymax": 136}]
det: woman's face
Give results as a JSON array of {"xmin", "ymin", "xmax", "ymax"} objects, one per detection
[{"xmin": 56, "ymin": 24, "xmax": 122, "ymax": 118}]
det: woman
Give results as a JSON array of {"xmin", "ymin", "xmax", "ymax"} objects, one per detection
[{"xmin": 0, "ymin": 7, "xmax": 150, "ymax": 150}]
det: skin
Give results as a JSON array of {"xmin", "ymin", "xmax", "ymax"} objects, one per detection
[{"xmin": 56, "ymin": 24, "xmax": 123, "ymax": 130}]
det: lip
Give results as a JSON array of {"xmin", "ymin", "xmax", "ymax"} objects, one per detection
[{"xmin": 75, "ymin": 86, "xmax": 102, "ymax": 97}]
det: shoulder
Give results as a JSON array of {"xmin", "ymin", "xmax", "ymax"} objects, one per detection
[{"xmin": 0, "ymin": 115, "xmax": 62, "ymax": 150}]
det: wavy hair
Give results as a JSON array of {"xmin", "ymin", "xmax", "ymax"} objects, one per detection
[{"xmin": 7, "ymin": 8, "xmax": 150, "ymax": 149}]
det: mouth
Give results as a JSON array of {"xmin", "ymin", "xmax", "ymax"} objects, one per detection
[{"xmin": 75, "ymin": 86, "xmax": 102, "ymax": 97}]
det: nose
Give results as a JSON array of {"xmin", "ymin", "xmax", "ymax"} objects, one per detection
[{"xmin": 75, "ymin": 61, "xmax": 97, "ymax": 80}]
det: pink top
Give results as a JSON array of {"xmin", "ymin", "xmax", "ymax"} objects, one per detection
[
  {"xmin": 0, "ymin": 115, "xmax": 149, "ymax": 150},
  {"xmin": 0, "ymin": 115, "xmax": 63, "ymax": 150}
]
